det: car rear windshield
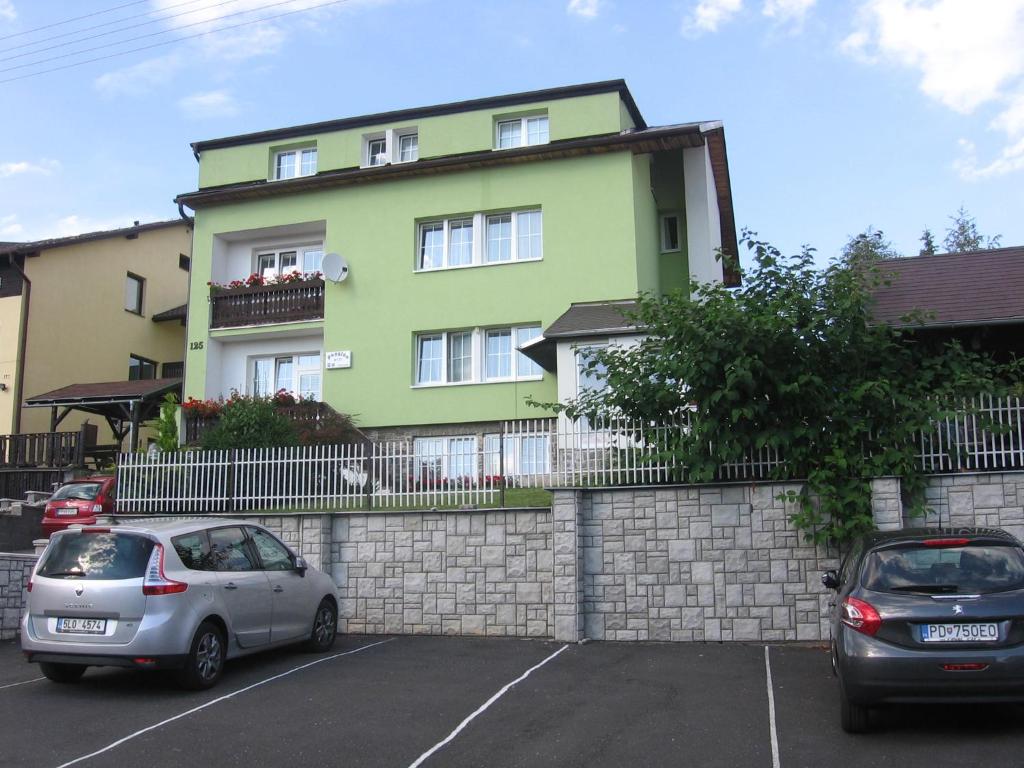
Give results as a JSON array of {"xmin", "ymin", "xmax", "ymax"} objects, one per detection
[
  {"xmin": 50, "ymin": 482, "xmax": 102, "ymax": 501},
  {"xmin": 38, "ymin": 532, "xmax": 154, "ymax": 580},
  {"xmin": 862, "ymin": 543, "xmax": 1024, "ymax": 594}
]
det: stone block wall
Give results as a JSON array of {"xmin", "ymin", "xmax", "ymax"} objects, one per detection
[
  {"xmin": 330, "ymin": 509, "xmax": 554, "ymax": 637},
  {"xmin": 919, "ymin": 472, "xmax": 1024, "ymax": 539},
  {"xmin": 571, "ymin": 484, "xmax": 839, "ymax": 643},
  {"xmin": 0, "ymin": 553, "xmax": 36, "ymax": 640}
]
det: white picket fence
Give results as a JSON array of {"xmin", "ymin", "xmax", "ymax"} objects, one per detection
[{"xmin": 117, "ymin": 397, "xmax": 1024, "ymax": 513}]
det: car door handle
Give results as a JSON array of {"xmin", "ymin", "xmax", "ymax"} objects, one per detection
[
  {"xmin": 273, "ymin": 585, "xmax": 284, "ymax": 593},
  {"xmin": 224, "ymin": 582, "xmax": 238, "ymax": 590}
]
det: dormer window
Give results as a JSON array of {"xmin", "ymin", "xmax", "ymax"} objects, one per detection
[
  {"xmin": 495, "ymin": 115, "xmax": 549, "ymax": 149},
  {"xmin": 273, "ymin": 147, "xmax": 317, "ymax": 180},
  {"xmin": 363, "ymin": 128, "xmax": 418, "ymax": 168}
]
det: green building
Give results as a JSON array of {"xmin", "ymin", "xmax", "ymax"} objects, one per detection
[{"xmin": 175, "ymin": 79, "xmax": 738, "ymax": 458}]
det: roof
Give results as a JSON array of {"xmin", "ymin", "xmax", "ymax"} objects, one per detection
[
  {"xmin": 191, "ymin": 79, "xmax": 647, "ymax": 153},
  {"xmin": 871, "ymin": 246, "xmax": 1024, "ymax": 328},
  {"xmin": 545, "ymin": 300, "xmax": 641, "ymax": 338},
  {"xmin": 24, "ymin": 378, "xmax": 182, "ymax": 407},
  {"xmin": 177, "ymin": 122, "xmax": 711, "ymax": 209},
  {"xmin": 152, "ymin": 304, "xmax": 187, "ymax": 323},
  {"xmin": 0, "ymin": 219, "xmax": 192, "ymax": 258}
]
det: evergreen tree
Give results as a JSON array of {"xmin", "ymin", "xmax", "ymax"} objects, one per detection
[
  {"xmin": 943, "ymin": 206, "xmax": 1002, "ymax": 253},
  {"xmin": 918, "ymin": 228, "xmax": 937, "ymax": 256}
]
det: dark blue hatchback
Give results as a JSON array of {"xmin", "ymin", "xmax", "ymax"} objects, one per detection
[{"xmin": 823, "ymin": 527, "xmax": 1024, "ymax": 733}]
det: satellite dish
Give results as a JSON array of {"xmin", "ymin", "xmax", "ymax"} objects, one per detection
[{"xmin": 322, "ymin": 252, "xmax": 349, "ymax": 283}]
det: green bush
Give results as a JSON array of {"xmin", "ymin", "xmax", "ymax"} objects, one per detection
[{"xmin": 200, "ymin": 396, "xmax": 298, "ymax": 450}]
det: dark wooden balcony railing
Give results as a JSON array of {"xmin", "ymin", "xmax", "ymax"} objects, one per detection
[
  {"xmin": 0, "ymin": 423, "xmax": 97, "ymax": 467},
  {"xmin": 210, "ymin": 278, "xmax": 325, "ymax": 329}
]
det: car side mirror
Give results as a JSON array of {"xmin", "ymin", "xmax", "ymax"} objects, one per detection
[
  {"xmin": 294, "ymin": 556, "xmax": 307, "ymax": 577},
  {"xmin": 821, "ymin": 570, "xmax": 840, "ymax": 590}
]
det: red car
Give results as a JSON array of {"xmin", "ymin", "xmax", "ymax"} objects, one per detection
[{"xmin": 41, "ymin": 476, "xmax": 117, "ymax": 537}]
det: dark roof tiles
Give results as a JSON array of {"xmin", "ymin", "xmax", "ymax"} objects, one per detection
[{"xmin": 545, "ymin": 300, "xmax": 641, "ymax": 338}]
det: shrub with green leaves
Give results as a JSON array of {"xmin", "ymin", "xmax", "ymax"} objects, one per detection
[
  {"xmin": 541, "ymin": 233, "xmax": 1020, "ymax": 544},
  {"xmin": 200, "ymin": 395, "xmax": 298, "ymax": 450}
]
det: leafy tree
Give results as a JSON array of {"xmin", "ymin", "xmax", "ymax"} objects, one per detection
[
  {"xmin": 153, "ymin": 393, "xmax": 179, "ymax": 452},
  {"xmin": 943, "ymin": 206, "xmax": 1002, "ymax": 253},
  {"xmin": 842, "ymin": 228, "xmax": 900, "ymax": 261},
  {"xmin": 200, "ymin": 395, "xmax": 298, "ymax": 450},
  {"xmin": 918, "ymin": 228, "xmax": 937, "ymax": 256},
  {"xmin": 542, "ymin": 234, "xmax": 1018, "ymax": 544}
]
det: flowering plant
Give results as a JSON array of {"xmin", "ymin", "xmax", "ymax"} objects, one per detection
[
  {"xmin": 207, "ymin": 271, "xmax": 324, "ymax": 292},
  {"xmin": 181, "ymin": 396, "xmax": 224, "ymax": 418}
]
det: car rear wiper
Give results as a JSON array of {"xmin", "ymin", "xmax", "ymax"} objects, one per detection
[
  {"xmin": 43, "ymin": 570, "xmax": 86, "ymax": 578},
  {"xmin": 889, "ymin": 584, "xmax": 959, "ymax": 594}
]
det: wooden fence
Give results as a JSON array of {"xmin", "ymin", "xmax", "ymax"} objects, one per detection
[{"xmin": 210, "ymin": 279, "xmax": 325, "ymax": 329}]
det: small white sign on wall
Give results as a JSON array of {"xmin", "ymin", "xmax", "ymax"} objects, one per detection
[{"xmin": 326, "ymin": 350, "xmax": 352, "ymax": 369}]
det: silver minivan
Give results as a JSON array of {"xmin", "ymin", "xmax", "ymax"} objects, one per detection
[{"xmin": 21, "ymin": 519, "xmax": 339, "ymax": 689}]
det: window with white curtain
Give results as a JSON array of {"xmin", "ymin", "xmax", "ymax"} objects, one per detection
[
  {"xmin": 495, "ymin": 115, "xmax": 548, "ymax": 149},
  {"xmin": 416, "ymin": 210, "xmax": 542, "ymax": 271},
  {"xmin": 273, "ymin": 147, "xmax": 317, "ymax": 180},
  {"xmin": 251, "ymin": 353, "xmax": 322, "ymax": 399},
  {"xmin": 414, "ymin": 325, "xmax": 543, "ymax": 386}
]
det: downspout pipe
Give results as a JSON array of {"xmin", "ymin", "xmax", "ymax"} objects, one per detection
[{"xmin": 7, "ymin": 252, "xmax": 31, "ymax": 434}]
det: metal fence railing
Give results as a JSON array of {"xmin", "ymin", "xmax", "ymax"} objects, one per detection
[{"xmin": 117, "ymin": 397, "xmax": 1024, "ymax": 513}]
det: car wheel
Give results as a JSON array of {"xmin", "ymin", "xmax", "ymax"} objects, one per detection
[
  {"xmin": 39, "ymin": 662, "xmax": 86, "ymax": 684},
  {"xmin": 839, "ymin": 686, "xmax": 870, "ymax": 734},
  {"xmin": 177, "ymin": 621, "xmax": 225, "ymax": 691},
  {"xmin": 303, "ymin": 598, "xmax": 337, "ymax": 653}
]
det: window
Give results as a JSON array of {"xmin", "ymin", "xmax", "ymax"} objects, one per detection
[
  {"xmin": 495, "ymin": 115, "xmax": 549, "ymax": 149},
  {"xmin": 251, "ymin": 353, "xmax": 321, "ymax": 399},
  {"xmin": 576, "ymin": 345, "xmax": 608, "ymax": 396},
  {"xmin": 247, "ymin": 528, "xmax": 294, "ymax": 571},
  {"xmin": 209, "ymin": 527, "xmax": 257, "ymax": 572},
  {"xmin": 254, "ymin": 245, "xmax": 323, "ymax": 278},
  {"xmin": 414, "ymin": 436, "xmax": 478, "ymax": 480},
  {"xmin": 414, "ymin": 325, "xmax": 542, "ymax": 386},
  {"xmin": 128, "ymin": 354, "xmax": 157, "ymax": 381},
  {"xmin": 273, "ymin": 147, "xmax": 317, "ymax": 180},
  {"xmin": 660, "ymin": 213, "xmax": 681, "ymax": 253},
  {"xmin": 179, "ymin": 253, "xmax": 191, "ymax": 271},
  {"xmin": 416, "ymin": 210, "xmax": 542, "ymax": 271},
  {"xmin": 124, "ymin": 272, "xmax": 144, "ymax": 314},
  {"xmin": 172, "ymin": 531, "xmax": 214, "ymax": 571},
  {"xmin": 484, "ymin": 434, "xmax": 551, "ymax": 476},
  {"xmin": 363, "ymin": 128, "xmax": 418, "ymax": 167}
]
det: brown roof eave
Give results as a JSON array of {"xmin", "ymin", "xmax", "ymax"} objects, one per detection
[
  {"xmin": 177, "ymin": 125, "xmax": 706, "ymax": 210},
  {"xmin": 702, "ymin": 126, "xmax": 740, "ymax": 287},
  {"xmin": 0, "ymin": 218, "xmax": 193, "ymax": 258}
]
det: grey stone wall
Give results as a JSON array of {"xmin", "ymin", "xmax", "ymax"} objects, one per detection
[
  {"xmin": 571, "ymin": 484, "xmax": 838, "ymax": 643},
  {"xmin": 919, "ymin": 472, "xmax": 1024, "ymax": 539},
  {"xmin": 330, "ymin": 509, "xmax": 554, "ymax": 638},
  {"xmin": 0, "ymin": 553, "xmax": 36, "ymax": 640}
]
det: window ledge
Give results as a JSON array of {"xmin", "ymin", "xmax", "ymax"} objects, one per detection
[
  {"xmin": 411, "ymin": 376, "xmax": 543, "ymax": 390},
  {"xmin": 414, "ymin": 257, "xmax": 543, "ymax": 274}
]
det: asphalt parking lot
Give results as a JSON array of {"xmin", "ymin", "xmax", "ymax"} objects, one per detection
[{"xmin": 3, "ymin": 636, "xmax": 1024, "ymax": 768}]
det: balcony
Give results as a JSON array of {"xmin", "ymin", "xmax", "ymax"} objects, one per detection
[{"xmin": 210, "ymin": 278, "xmax": 325, "ymax": 329}]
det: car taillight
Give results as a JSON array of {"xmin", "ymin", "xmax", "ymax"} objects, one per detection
[
  {"xmin": 142, "ymin": 544, "xmax": 188, "ymax": 596},
  {"xmin": 923, "ymin": 538, "xmax": 971, "ymax": 548},
  {"xmin": 840, "ymin": 596, "xmax": 881, "ymax": 636},
  {"xmin": 26, "ymin": 579, "xmax": 32, "ymax": 592}
]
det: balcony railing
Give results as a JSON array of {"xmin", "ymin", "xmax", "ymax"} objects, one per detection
[{"xmin": 210, "ymin": 278, "xmax": 325, "ymax": 329}]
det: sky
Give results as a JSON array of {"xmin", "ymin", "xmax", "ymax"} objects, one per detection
[{"xmin": 1, "ymin": 0, "xmax": 1023, "ymax": 266}]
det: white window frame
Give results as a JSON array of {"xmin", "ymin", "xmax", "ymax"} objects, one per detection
[
  {"xmin": 249, "ymin": 352, "xmax": 322, "ymax": 400},
  {"xmin": 494, "ymin": 114, "xmax": 549, "ymax": 150},
  {"xmin": 252, "ymin": 243, "xmax": 324, "ymax": 279},
  {"xmin": 660, "ymin": 212, "xmax": 682, "ymax": 253},
  {"xmin": 272, "ymin": 146, "xmax": 317, "ymax": 181},
  {"xmin": 483, "ymin": 433, "xmax": 551, "ymax": 476},
  {"xmin": 362, "ymin": 127, "xmax": 418, "ymax": 168},
  {"xmin": 415, "ymin": 210, "xmax": 542, "ymax": 272},
  {"xmin": 413, "ymin": 325, "xmax": 543, "ymax": 387},
  {"xmin": 413, "ymin": 436, "xmax": 478, "ymax": 480}
]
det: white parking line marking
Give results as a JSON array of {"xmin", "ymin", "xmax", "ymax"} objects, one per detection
[
  {"xmin": 54, "ymin": 638, "xmax": 396, "ymax": 768},
  {"xmin": 765, "ymin": 645, "xmax": 781, "ymax": 768},
  {"xmin": 0, "ymin": 676, "xmax": 44, "ymax": 690},
  {"xmin": 407, "ymin": 643, "xmax": 569, "ymax": 768}
]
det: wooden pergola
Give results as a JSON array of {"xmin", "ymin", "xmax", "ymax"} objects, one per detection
[{"xmin": 23, "ymin": 378, "xmax": 182, "ymax": 453}]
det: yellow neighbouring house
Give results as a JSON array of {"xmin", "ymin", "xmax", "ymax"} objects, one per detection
[{"xmin": 0, "ymin": 219, "xmax": 193, "ymax": 456}]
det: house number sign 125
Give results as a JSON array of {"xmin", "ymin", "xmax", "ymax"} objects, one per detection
[{"xmin": 190, "ymin": 341, "xmax": 204, "ymax": 350}]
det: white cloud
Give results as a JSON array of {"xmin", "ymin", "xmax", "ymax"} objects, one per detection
[
  {"xmin": 41, "ymin": 214, "xmax": 158, "ymax": 240},
  {"xmin": 845, "ymin": 0, "xmax": 1024, "ymax": 179},
  {"xmin": 762, "ymin": 0, "xmax": 815, "ymax": 21},
  {"xmin": 0, "ymin": 215, "xmax": 23, "ymax": 238},
  {"xmin": 0, "ymin": 159, "xmax": 60, "ymax": 178},
  {"xmin": 0, "ymin": 1, "xmax": 15, "ymax": 22},
  {"xmin": 178, "ymin": 90, "xmax": 240, "ymax": 119},
  {"xmin": 567, "ymin": 0, "xmax": 602, "ymax": 18},
  {"xmin": 683, "ymin": 0, "xmax": 744, "ymax": 35},
  {"xmin": 94, "ymin": 53, "xmax": 183, "ymax": 96}
]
